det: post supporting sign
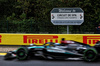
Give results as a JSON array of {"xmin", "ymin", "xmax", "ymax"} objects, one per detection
[{"xmin": 51, "ymin": 8, "xmax": 84, "ymax": 34}]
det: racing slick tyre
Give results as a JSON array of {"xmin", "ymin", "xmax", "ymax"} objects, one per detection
[
  {"xmin": 84, "ymin": 48, "xmax": 98, "ymax": 62},
  {"xmin": 16, "ymin": 47, "xmax": 29, "ymax": 60}
]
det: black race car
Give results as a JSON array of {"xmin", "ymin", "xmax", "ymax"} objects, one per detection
[{"xmin": 4, "ymin": 39, "xmax": 100, "ymax": 62}]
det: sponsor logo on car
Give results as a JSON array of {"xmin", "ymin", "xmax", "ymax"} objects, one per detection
[
  {"xmin": 83, "ymin": 36, "xmax": 100, "ymax": 44},
  {"xmin": 23, "ymin": 35, "xmax": 58, "ymax": 44}
]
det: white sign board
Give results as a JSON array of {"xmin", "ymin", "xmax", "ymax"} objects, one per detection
[{"xmin": 51, "ymin": 8, "xmax": 84, "ymax": 25}]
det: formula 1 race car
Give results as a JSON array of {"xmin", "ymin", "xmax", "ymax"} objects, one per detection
[{"xmin": 4, "ymin": 39, "xmax": 100, "ymax": 62}]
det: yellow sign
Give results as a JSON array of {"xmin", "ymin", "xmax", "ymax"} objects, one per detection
[{"xmin": 0, "ymin": 33, "xmax": 100, "ymax": 46}]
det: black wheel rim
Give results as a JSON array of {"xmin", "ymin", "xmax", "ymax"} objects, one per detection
[
  {"xmin": 17, "ymin": 48, "xmax": 27, "ymax": 60},
  {"xmin": 84, "ymin": 50, "xmax": 97, "ymax": 61}
]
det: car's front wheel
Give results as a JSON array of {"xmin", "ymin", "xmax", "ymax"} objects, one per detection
[{"xmin": 16, "ymin": 47, "xmax": 28, "ymax": 60}]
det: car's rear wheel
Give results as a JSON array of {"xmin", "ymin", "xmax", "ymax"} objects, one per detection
[
  {"xmin": 84, "ymin": 48, "xmax": 98, "ymax": 62},
  {"xmin": 16, "ymin": 47, "xmax": 28, "ymax": 60}
]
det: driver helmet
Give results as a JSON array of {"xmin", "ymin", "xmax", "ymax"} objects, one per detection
[{"xmin": 30, "ymin": 43, "xmax": 35, "ymax": 46}]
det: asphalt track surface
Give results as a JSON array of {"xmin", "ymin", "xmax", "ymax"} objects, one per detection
[{"xmin": 0, "ymin": 56, "xmax": 100, "ymax": 66}]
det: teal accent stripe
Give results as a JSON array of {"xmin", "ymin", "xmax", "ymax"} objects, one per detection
[
  {"xmin": 28, "ymin": 46, "xmax": 44, "ymax": 49},
  {"xmin": 65, "ymin": 52, "xmax": 74, "ymax": 55}
]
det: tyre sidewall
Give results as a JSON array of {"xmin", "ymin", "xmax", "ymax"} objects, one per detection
[
  {"xmin": 16, "ymin": 47, "xmax": 28, "ymax": 60},
  {"xmin": 84, "ymin": 48, "xmax": 98, "ymax": 62}
]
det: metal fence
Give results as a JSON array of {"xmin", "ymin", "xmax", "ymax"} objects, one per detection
[{"xmin": 0, "ymin": 20, "xmax": 96, "ymax": 34}]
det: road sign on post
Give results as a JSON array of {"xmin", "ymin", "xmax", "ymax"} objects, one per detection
[{"xmin": 51, "ymin": 8, "xmax": 84, "ymax": 33}]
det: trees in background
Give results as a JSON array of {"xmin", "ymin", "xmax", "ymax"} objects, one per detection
[{"xmin": 0, "ymin": 0, "xmax": 100, "ymax": 33}]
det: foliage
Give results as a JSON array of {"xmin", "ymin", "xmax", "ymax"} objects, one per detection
[{"xmin": 0, "ymin": 0, "xmax": 100, "ymax": 33}]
